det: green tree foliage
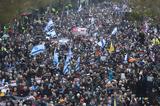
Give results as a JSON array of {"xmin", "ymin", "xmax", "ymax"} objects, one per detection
[
  {"xmin": 0, "ymin": 0, "xmax": 54, "ymax": 24},
  {"xmin": 0, "ymin": 0, "xmax": 74, "ymax": 24},
  {"xmin": 130, "ymin": 0, "xmax": 160, "ymax": 17},
  {"xmin": 113, "ymin": 0, "xmax": 160, "ymax": 21}
]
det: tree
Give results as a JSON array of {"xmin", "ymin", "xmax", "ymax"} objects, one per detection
[
  {"xmin": 0, "ymin": 0, "xmax": 54, "ymax": 24},
  {"xmin": 0, "ymin": 0, "xmax": 74, "ymax": 24},
  {"xmin": 113, "ymin": 0, "xmax": 160, "ymax": 21},
  {"xmin": 130, "ymin": 0, "xmax": 160, "ymax": 17}
]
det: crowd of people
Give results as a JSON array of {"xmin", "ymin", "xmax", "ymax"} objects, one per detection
[{"xmin": 0, "ymin": 1, "xmax": 160, "ymax": 106}]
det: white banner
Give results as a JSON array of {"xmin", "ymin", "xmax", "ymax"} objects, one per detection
[{"xmin": 72, "ymin": 27, "xmax": 88, "ymax": 36}]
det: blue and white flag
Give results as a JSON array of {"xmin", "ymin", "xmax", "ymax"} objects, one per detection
[
  {"xmin": 53, "ymin": 48, "xmax": 59, "ymax": 66},
  {"xmin": 63, "ymin": 60, "xmax": 70, "ymax": 74},
  {"xmin": 91, "ymin": 17, "xmax": 95, "ymax": 25},
  {"xmin": 101, "ymin": 39, "xmax": 105, "ymax": 48},
  {"xmin": 78, "ymin": 4, "xmax": 82, "ymax": 12},
  {"xmin": 63, "ymin": 47, "xmax": 73, "ymax": 74},
  {"xmin": 97, "ymin": 39, "xmax": 106, "ymax": 48},
  {"xmin": 44, "ymin": 19, "xmax": 57, "ymax": 37},
  {"xmin": 75, "ymin": 57, "xmax": 80, "ymax": 71},
  {"xmin": 111, "ymin": 27, "xmax": 118, "ymax": 35},
  {"xmin": 68, "ymin": 47, "xmax": 73, "ymax": 59},
  {"xmin": 124, "ymin": 54, "xmax": 128, "ymax": 63},
  {"xmin": 31, "ymin": 44, "xmax": 45, "ymax": 56},
  {"xmin": 44, "ymin": 19, "xmax": 54, "ymax": 32},
  {"xmin": 65, "ymin": 47, "xmax": 73, "ymax": 64},
  {"xmin": 63, "ymin": 56, "xmax": 71, "ymax": 74},
  {"xmin": 46, "ymin": 29, "xmax": 57, "ymax": 37}
]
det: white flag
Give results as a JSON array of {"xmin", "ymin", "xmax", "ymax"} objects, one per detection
[{"xmin": 111, "ymin": 27, "xmax": 118, "ymax": 35}]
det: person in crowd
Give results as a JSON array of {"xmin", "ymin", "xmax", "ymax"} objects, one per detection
[{"xmin": 0, "ymin": 1, "xmax": 159, "ymax": 105}]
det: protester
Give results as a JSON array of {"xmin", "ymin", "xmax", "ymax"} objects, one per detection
[{"xmin": 0, "ymin": 1, "xmax": 159, "ymax": 106}]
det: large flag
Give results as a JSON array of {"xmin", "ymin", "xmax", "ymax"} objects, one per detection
[
  {"xmin": 75, "ymin": 57, "xmax": 80, "ymax": 71},
  {"xmin": 63, "ymin": 54, "xmax": 71, "ymax": 74},
  {"xmin": 63, "ymin": 47, "xmax": 73, "ymax": 74},
  {"xmin": 53, "ymin": 48, "xmax": 59, "ymax": 67},
  {"xmin": 108, "ymin": 42, "xmax": 115, "ymax": 53},
  {"xmin": 111, "ymin": 27, "xmax": 118, "ymax": 35},
  {"xmin": 68, "ymin": 47, "xmax": 73, "ymax": 59},
  {"xmin": 63, "ymin": 60, "xmax": 70, "ymax": 74},
  {"xmin": 31, "ymin": 44, "xmax": 45, "ymax": 56},
  {"xmin": 65, "ymin": 47, "xmax": 73, "ymax": 64}
]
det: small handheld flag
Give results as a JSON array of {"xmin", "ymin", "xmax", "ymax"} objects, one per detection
[
  {"xmin": 44, "ymin": 19, "xmax": 57, "ymax": 37},
  {"xmin": 63, "ymin": 47, "xmax": 73, "ymax": 74},
  {"xmin": 44, "ymin": 19, "xmax": 54, "ymax": 32},
  {"xmin": 46, "ymin": 29, "xmax": 56, "ymax": 37},
  {"xmin": 124, "ymin": 54, "xmax": 128, "ymax": 63},
  {"xmin": 78, "ymin": 4, "xmax": 82, "ymax": 12},
  {"xmin": 31, "ymin": 44, "xmax": 45, "ymax": 56},
  {"xmin": 111, "ymin": 27, "xmax": 118, "ymax": 35},
  {"xmin": 53, "ymin": 48, "xmax": 59, "ymax": 67},
  {"xmin": 97, "ymin": 39, "xmax": 106, "ymax": 48}
]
